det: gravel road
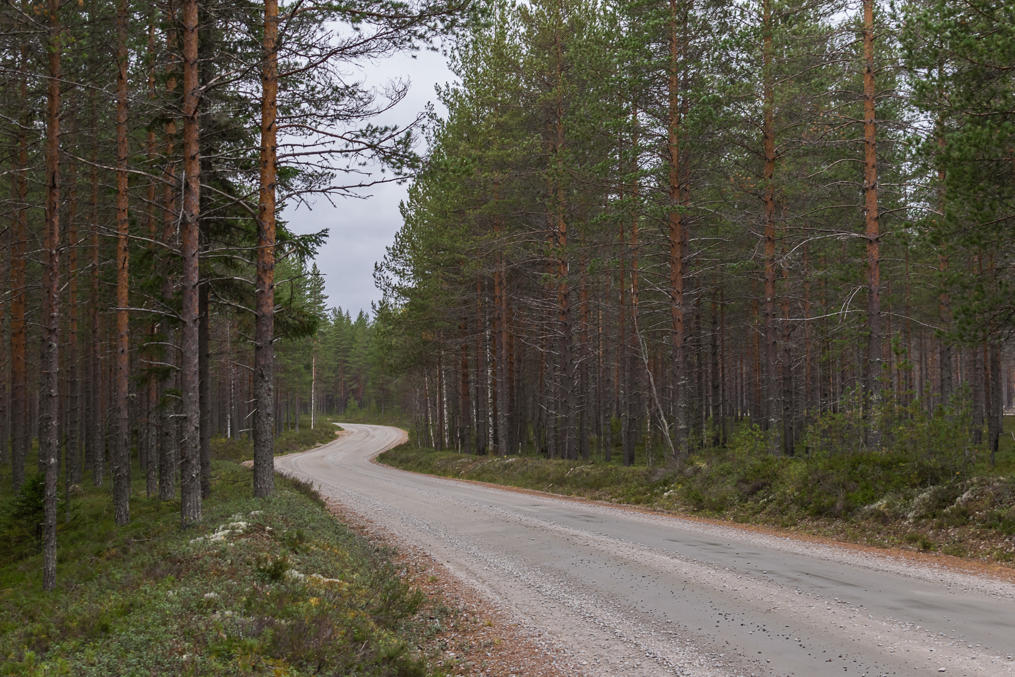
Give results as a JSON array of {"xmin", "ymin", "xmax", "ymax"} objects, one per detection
[{"xmin": 275, "ymin": 423, "xmax": 1015, "ymax": 676}]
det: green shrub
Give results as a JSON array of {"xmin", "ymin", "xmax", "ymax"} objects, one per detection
[{"xmin": 0, "ymin": 474, "xmax": 53, "ymax": 562}]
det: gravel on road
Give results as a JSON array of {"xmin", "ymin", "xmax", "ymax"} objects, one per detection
[{"xmin": 276, "ymin": 423, "xmax": 1015, "ymax": 677}]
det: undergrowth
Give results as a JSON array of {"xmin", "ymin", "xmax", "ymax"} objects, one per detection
[
  {"xmin": 211, "ymin": 415, "xmax": 342, "ymax": 462},
  {"xmin": 0, "ymin": 435, "xmax": 447, "ymax": 676},
  {"xmin": 381, "ymin": 410, "xmax": 1015, "ymax": 565}
]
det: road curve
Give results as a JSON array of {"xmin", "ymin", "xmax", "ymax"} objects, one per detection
[{"xmin": 276, "ymin": 423, "xmax": 1015, "ymax": 676}]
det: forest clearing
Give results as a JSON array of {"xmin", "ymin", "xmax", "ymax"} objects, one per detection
[{"xmin": 1, "ymin": 0, "xmax": 1013, "ymax": 673}]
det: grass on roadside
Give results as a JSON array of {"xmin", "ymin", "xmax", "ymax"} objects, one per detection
[
  {"xmin": 212, "ymin": 416, "xmax": 343, "ymax": 462},
  {"xmin": 0, "ymin": 432, "xmax": 448, "ymax": 676},
  {"xmin": 380, "ymin": 416, "xmax": 1015, "ymax": 565}
]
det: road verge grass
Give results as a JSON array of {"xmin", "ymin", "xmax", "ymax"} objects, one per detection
[
  {"xmin": 0, "ymin": 432, "xmax": 449, "ymax": 676},
  {"xmin": 380, "ymin": 419, "xmax": 1015, "ymax": 566}
]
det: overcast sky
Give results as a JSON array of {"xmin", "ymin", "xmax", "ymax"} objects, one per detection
[{"xmin": 282, "ymin": 47, "xmax": 455, "ymax": 317}]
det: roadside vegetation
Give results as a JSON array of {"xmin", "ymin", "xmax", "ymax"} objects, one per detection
[
  {"xmin": 0, "ymin": 426, "xmax": 449, "ymax": 676},
  {"xmin": 211, "ymin": 417, "xmax": 342, "ymax": 463},
  {"xmin": 381, "ymin": 409, "xmax": 1015, "ymax": 565}
]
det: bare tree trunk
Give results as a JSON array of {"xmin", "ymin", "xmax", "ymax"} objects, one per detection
[
  {"xmin": 113, "ymin": 0, "xmax": 132, "ymax": 526},
  {"xmin": 762, "ymin": 0, "xmax": 779, "ymax": 446},
  {"xmin": 937, "ymin": 254, "xmax": 952, "ymax": 406},
  {"xmin": 65, "ymin": 147, "xmax": 82, "ymax": 491},
  {"xmin": 781, "ymin": 264, "xmax": 794, "ymax": 455},
  {"xmin": 987, "ymin": 342, "xmax": 1001, "ymax": 465},
  {"xmin": 199, "ymin": 283, "xmax": 211, "ymax": 498},
  {"xmin": 667, "ymin": 0, "xmax": 688, "ymax": 458},
  {"xmin": 159, "ymin": 0, "xmax": 179, "ymax": 501},
  {"xmin": 253, "ymin": 0, "xmax": 279, "ymax": 498},
  {"xmin": 493, "ymin": 200, "xmax": 509, "ymax": 456},
  {"xmin": 41, "ymin": 0, "xmax": 63, "ymax": 590},
  {"xmin": 709, "ymin": 294, "xmax": 721, "ymax": 447},
  {"xmin": 89, "ymin": 147, "xmax": 104, "ymax": 487},
  {"xmin": 10, "ymin": 43, "xmax": 30, "ymax": 492},
  {"xmin": 617, "ymin": 199, "xmax": 628, "ymax": 466},
  {"xmin": 143, "ymin": 15, "xmax": 160, "ymax": 499},
  {"xmin": 458, "ymin": 325, "xmax": 469, "ymax": 450},
  {"xmin": 548, "ymin": 16, "xmax": 573, "ymax": 460},
  {"xmin": 179, "ymin": 0, "xmax": 202, "ymax": 524},
  {"xmin": 0, "ymin": 185, "xmax": 7, "ymax": 473},
  {"xmin": 310, "ymin": 351, "xmax": 316, "ymax": 430},
  {"xmin": 862, "ymin": 0, "xmax": 883, "ymax": 418}
]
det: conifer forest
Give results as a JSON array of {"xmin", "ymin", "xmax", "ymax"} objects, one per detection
[
  {"xmin": 1, "ymin": 0, "xmax": 1014, "ymax": 595},
  {"xmin": 0, "ymin": 0, "xmax": 462, "ymax": 590},
  {"xmin": 376, "ymin": 0, "xmax": 1014, "ymax": 462}
]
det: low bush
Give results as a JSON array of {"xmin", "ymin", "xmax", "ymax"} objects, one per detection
[
  {"xmin": 0, "ymin": 459, "xmax": 437, "ymax": 676},
  {"xmin": 381, "ymin": 407, "xmax": 1015, "ymax": 563}
]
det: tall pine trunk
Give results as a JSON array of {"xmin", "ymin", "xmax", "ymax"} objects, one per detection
[
  {"xmin": 253, "ymin": 0, "xmax": 279, "ymax": 498},
  {"xmin": 667, "ymin": 0, "xmax": 688, "ymax": 458},
  {"xmin": 199, "ymin": 284, "xmax": 211, "ymax": 498},
  {"xmin": 761, "ymin": 0, "xmax": 780, "ymax": 447},
  {"xmin": 862, "ymin": 0, "xmax": 883, "ymax": 422},
  {"xmin": 179, "ymin": 0, "xmax": 202, "ymax": 524},
  {"xmin": 41, "ymin": 0, "xmax": 63, "ymax": 591},
  {"xmin": 159, "ymin": 0, "xmax": 179, "ymax": 501},
  {"xmin": 9, "ymin": 43, "xmax": 30, "ymax": 492},
  {"xmin": 143, "ymin": 16, "xmax": 160, "ymax": 499},
  {"xmin": 113, "ymin": 0, "xmax": 132, "ymax": 526}
]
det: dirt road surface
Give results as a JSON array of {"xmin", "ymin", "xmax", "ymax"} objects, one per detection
[{"xmin": 275, "ymin": 423, "xmax": 1015, "ymax": 676}]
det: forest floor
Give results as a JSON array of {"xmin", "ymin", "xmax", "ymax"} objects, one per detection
[
  {"xmin": 0, "ymin": 422, "xmax": 546, "ymax": 676},
  {"xmin": 379, "ymin": 418, "xmax": 1015, "ymax": 569}
]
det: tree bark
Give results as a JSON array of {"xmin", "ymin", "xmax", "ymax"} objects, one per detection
[
  {"xmin": 113, "ymin": 0, "xmax": 132, "ymax": 526},
  {"xmin": 179, "ymin": 0, "xmax": 202, "ymax": 524},
  {"xmin": 9, "ymin": 43, "xmax": 30, "ymax": 492},
  {"xmin": 761, "ymin": 0, "xmax": 779, "ymax": 445},
  {"xmin": 624, "ymin": 133, "xmax": 642, "ymax": 466},
  {"xmin": 862, "ymin": 0, "xmax": 883, "ymax": 409},
  {"xmin": 89, "ymin": 139, "xmax": 104, "ymax": 487},
  {"xmin": 987, "ymin": 342, "xmax": 1001, "ymax": 465},
  {"xmin": 667, "ymin": 0, "xmax": 688, "ymax": 458},
  {"xmin": 199, "ymin": 283, "xmax": 211, "ymax": 498},
  {"xmin": 143, "ymin": 16, "xmax": 160, "ymax": 499},
  {"xmin": 253, "ymin": 0, "xmax": 279, "ymax": 498},
  {"xmin": 41, "ymin": 0, "xmax": 63, "ymax": 591},
  {"xmin": 0, "ymin": 179, "xmax": 7, "ymax": 473},
  {"xmin": 64, "ymin": 142, "xmax": 82, "ymax": 491},
  {"xmin": 159, "ymin": 0, "xmax": 179, "ymax": 501}
]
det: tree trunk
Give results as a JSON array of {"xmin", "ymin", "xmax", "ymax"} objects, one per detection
[
  {"xmin": 199, "ymin": 283, "xmax": 211, "ymax": 498},
  {"xmin": 0, "ymin": 183, "xmax": 7, "ymax": 474},
  {"xmin": 159, "ymin": 0, "xmax": 179, "ymax": 501},
  {"xmin": 143, "ymin": 15, "xmax": 160, "ymax": 499},
  {"xmin": 780, "ymin": 263, "xmax": 794, "ymax": 455},
  {"xmin": 986, "ymin": 341, "xmax": 1000, "ymax": 464},
  {"xmin": 493, "ymin": 200, "xmax": 509, "ymax": 456},
  {"xmin": 253, "ymin": 0, "xmax": 279, "ymax": 498},
  {"xmin": 762, "ymin": 0, "xmax": 779, "ymax": 445},
  {"xmin": 65, "ymin": 147, "xmax": 83, "ymax": 491},
  {"xmin": 937, "ymin": 256, "xmax": 952, "ymax": 407},
  {"xmin": 89, "ymin": 146, "xmax": 104, "ymax": 487},
  {"xmin": 862, "ymin": 0, "xmax": 883, "ymax": 411},
  {"xmin": 9, "ymin": 42, "xmax": 30, "ymax": 492},
  {"xmin": 667, "ymin": 0, "xmax": 688, "ymax": 458},
  {"xmin": 179, "ymin": 0, "xmax": 202, "ymax": 524},
  {"xmin": 41, "ymin": 0, "xmax": 63, "ymax": 591},
  {"xmin": 113, "ymin": 0, "xmax": 132, "ymax": 526}
]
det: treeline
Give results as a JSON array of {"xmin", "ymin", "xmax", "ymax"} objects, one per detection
[
  {"xmin": 376, "ymin": 0, "xmax": 1014, "ymax": 461},
  {"xmin": 276, "ymin": 283, "xmax": 403, "ymax": 427},
  {"xmin": 0, "ymin": 0, "xmax": 462, "ymax": 589}
]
